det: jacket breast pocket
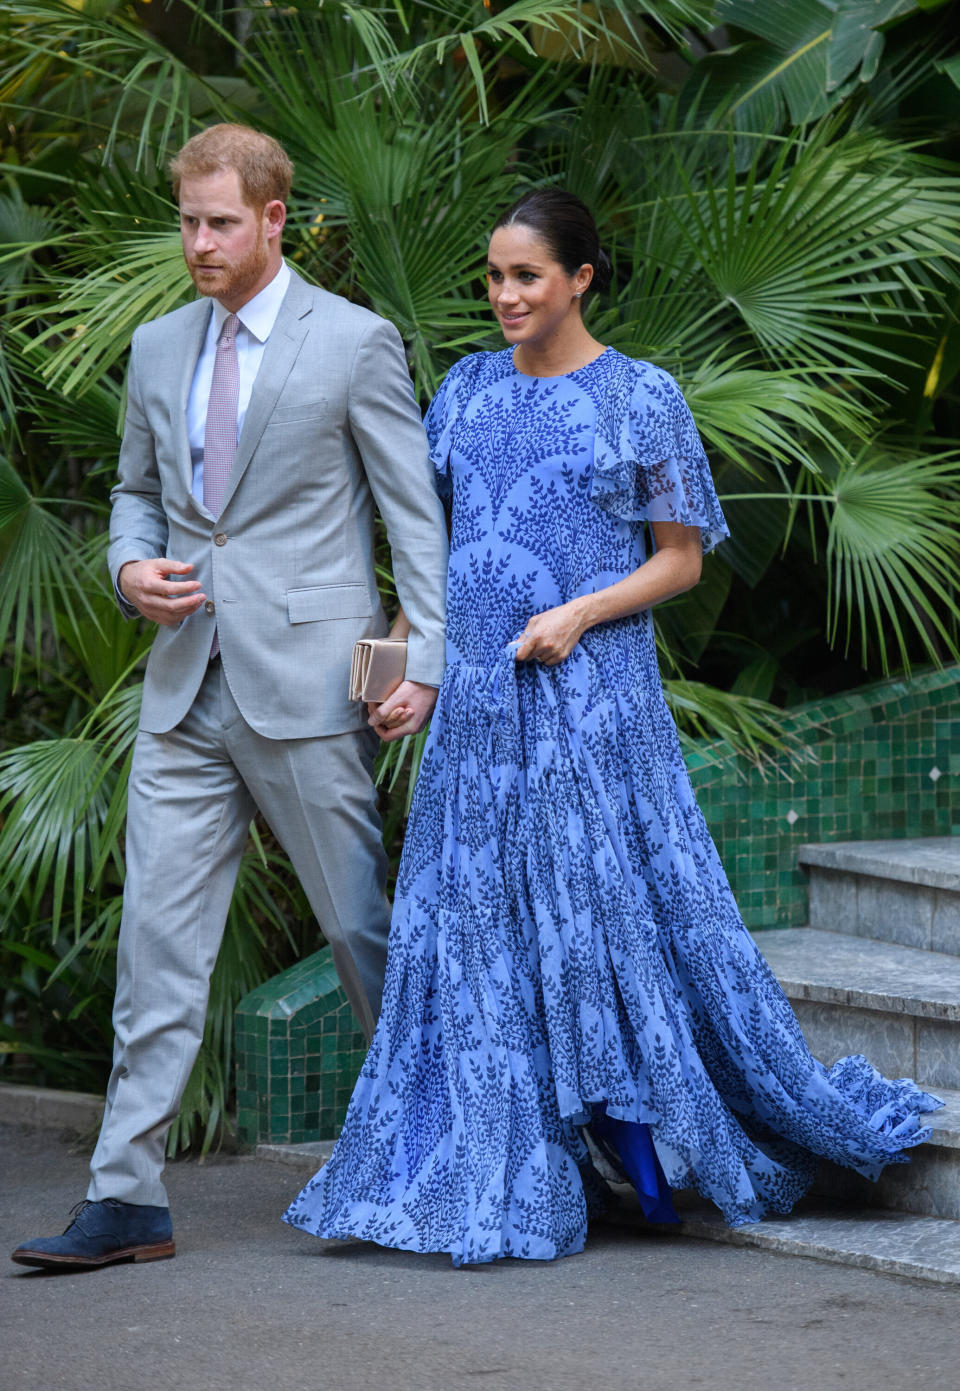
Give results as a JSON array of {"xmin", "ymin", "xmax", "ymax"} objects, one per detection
[
  {"xmin": 287, "ymin": 584, "xmax": 373, "ymax": 624},
  {"xmin": 270, "ymin": 399, "xmax": 330, "ymax": 423}
]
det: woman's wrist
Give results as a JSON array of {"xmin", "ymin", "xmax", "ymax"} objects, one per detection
[{"xmin": 570, "ymin": 593, "xmax": 600, "ymax": 634}]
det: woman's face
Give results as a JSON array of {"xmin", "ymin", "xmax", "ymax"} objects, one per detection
[{"xmin": 487, "ymin": 223, "xmax": 591, "ymax": 350}]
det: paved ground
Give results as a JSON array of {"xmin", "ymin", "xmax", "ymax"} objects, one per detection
[{"xmin": 1, "ymin": 1123, "xmax": 958, "ymax": 1391}]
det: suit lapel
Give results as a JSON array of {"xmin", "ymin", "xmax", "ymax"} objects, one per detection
[
  {"xmin": 176, "ymin": 301, "xmax": 213, "ymax": 501},
  {"xmin": 216, "ymin": 273, "xmax": 315, "ymax": 515}
]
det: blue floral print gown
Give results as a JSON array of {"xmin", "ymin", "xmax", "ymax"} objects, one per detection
[{"xmin": 284, "ymin": 348, "xmax": 941, "ymax": 1265}]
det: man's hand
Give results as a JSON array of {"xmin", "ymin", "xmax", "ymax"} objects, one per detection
[
  {"xmin": 118, "ymin": 558, "xmax": 206, "ymax": 627},
  {"xmin": 367, "ymin": 680, "xmax": 438, "ymax": 743}
]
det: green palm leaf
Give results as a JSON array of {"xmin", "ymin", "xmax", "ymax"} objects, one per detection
[
  {"xmin": 0, "ymin": 457, "xmax": 103, "ymax": 684},
  {"xmin": 819, "ymin": 446, "xmax": 960, "ymax": 669},
  {"xmin": 339, "ymin": 0, "xmax": 637, "ymax": 120},
  {"xmin": 664, "ymin": 676, "xmax": 814, "ymax": 771},
  {"xmin": 22, "ymin": 223, "xmax": 187, "ymax": 395},
  {"xmin": 0, "ymin": 681, "xmax": 140, "ymax": 936},
  {"xmin": 682, "ymin": 353, "xmax": 870, "ymax": 476},
  {"xmin": 697, "ymin": 1, "xmax": 949, "ymax": 128},
  {"xmin": 666, "ymin": 122, "xmax": 960, "ymax": 372},
  {"xmin": 1, "ymin": 0, "xmax": 219, "ymax": 166}
]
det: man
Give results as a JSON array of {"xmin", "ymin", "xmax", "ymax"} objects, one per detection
[{"xmin": 11, "ymin": 124, "xmax": 448, "ymax": 1270}]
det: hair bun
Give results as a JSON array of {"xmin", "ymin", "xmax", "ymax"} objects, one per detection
[{"xmin": 593, "ymin": 247, "xmax": 613, "ymax": 295}]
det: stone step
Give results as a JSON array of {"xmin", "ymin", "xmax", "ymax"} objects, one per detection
[
  {"xmin": 677, "ymin": 1203, "xmax": 960, "ymax": 1285},
  {"xmin": 258, "ymin": 1139, "xmax": 333, "ymax": 1172},
  {"xmin": 813, "ymin": 1086, "xmax": 960, "ymax": 1220},
  {"xmin": 799, "ymin": 837, "xmax": 960, "ymax": 953},
  {"xmin": 264, "ymin": 1142, "xmax": 960, "ymax": 1284},
  {"xmin": 921, "ymin": 1084, "xmax": 960, "ymax": 1150},
  {"xmin": 0, "ymin": 1082, "xmax": 103, "ymax": 1133},
  {"xmin": 756, "ymin": 926, "xmax": 960, "ymax": 1090}
]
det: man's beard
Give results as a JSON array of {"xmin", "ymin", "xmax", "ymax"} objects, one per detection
[{"xmin": 188, "ymin": 229, "xmax": 268, "ymax": 301}]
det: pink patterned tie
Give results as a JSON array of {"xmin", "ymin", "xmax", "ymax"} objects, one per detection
[
  {"xmin": 203, "ymin": 312, "xmax": 239, "ymax": 656},
  {"xmin": 203, "ymin": 312, "xmax": 240, "ymax": 517}
]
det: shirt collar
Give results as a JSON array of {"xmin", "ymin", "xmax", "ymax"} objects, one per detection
[{"xmin": 211, "ymin": 260, "xmax": 291, "ymax": 343}]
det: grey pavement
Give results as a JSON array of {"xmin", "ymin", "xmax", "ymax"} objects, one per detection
[{"xmin": 1, "ymin": 1122, "xmax": 958, "ymax": 1391}]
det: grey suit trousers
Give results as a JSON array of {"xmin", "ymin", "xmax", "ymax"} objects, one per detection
[{"xmin": 87, "ymin": 659, "xmax": 389, "ymax": 1207}]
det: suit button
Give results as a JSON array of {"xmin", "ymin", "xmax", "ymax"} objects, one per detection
[
  {"xmin": 214, "ymin": 532, "xmax": 227, "ymax": 546},
  {"xmin": 204, "ymin": 600, "xmax": 215, "ymax": 615}
]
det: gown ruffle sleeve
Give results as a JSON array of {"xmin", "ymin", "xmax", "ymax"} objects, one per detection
[
  {"xmin": 423, "ymin": 354, "xmax": 482, "ymax": 504},
  {"xmin": 588, "ymin": 355, "xmax": 729, "ymax": 554}
]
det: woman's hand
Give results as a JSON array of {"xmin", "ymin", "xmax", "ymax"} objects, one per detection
[
  {"xmin": 514, "ymin": 522, "xmax": 703, "ymax": 666},
  {"xmin": 514, "ymin": 599, "xmax": 589, "ymax": 666},
  {"xmin": 367, "ymin": 680, "xmax": 438, "ymax": 742}
]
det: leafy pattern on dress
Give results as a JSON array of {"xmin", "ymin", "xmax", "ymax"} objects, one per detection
[{"xmin": 284, "ymin": 348, "xmax": 941, "ymax": 1265}]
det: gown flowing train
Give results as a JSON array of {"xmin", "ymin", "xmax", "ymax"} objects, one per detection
[{"xmin": 283, "ymin": 348, "xmax": 941, "ymax": 1265}]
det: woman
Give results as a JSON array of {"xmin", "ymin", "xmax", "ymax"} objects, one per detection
[{"xmin": 283, "ymin": 189, "xmax": 940, "ymax": 1265}]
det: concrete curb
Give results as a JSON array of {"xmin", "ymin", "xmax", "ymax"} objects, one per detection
[
  {"xmin": 256, "ymin": 1140, "xmax": 334, "ymax": 1171},
  {"xmin": 0, "ymin": 1082, "xmax": 103, "ymax": 1132}
]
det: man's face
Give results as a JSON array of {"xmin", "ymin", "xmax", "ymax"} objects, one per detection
[{"xmin": 178, "ymin": 168, "xmax": 283, "ymax": 311}]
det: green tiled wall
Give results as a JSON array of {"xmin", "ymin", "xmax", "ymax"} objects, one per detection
[
  {"xmin": 234, "ymin": 946, "xmax": 365, "ymax": 1146},
  {"xmin": 235, "ymin": 664, "xmax": 960, "ymax": 1142},
  {"xmin": 688, "ymin": 664, "xmax": 960, "ymax": 928}
]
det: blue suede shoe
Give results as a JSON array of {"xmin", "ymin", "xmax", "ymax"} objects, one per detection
[{"xmin": 11, "ymin": 1199, "xmax": 175, "ymax": 1270}]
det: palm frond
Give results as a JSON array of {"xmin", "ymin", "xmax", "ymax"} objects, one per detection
[
  {"xmin": 664, "ymin": 676, "xmax": 816, "ymax": 774},
  {"xmin": 665, "ymin": 122, "xmax": 960, "ymax": 373},
  {"xmin": 683, "ymin": 353, "xmax": 871, "ymax": 477},
  {"xmin": 0, "ymin": 681, "xmax": 140, "ymax": 936},
  {"xmin": 1, "ymin": 0, "xmax": 222, "ymax": 167},
  {"xmin": 21, "ymin": 224, "xmax": 187, "ymax": 396},
  {"xmin": 0, "ymin": 457, "xmax": 104, "ymax": 684},
  {"xmin": 820, "ymin": 445, "xmax": 960, "ymax": 670},
  {"xmin": 340, "ymin": 0, "xmax": 643, "ymax": 117}
]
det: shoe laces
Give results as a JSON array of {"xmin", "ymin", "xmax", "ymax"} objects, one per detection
[{"xmin": 65, "ymin": 1197, "xmax": 124, "ymax": 1233}]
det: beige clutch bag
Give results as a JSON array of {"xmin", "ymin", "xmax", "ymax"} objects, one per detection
[{"xmin": 349, "ymin": 638, "xmax": 407, "ymax": 703}]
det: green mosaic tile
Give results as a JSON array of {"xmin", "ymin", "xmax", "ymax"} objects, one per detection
[
  {"xmin": 234, "ymin": 943, "xmax": 365, "ymax": 1145},
  {"xmin": 690, "ymin": 665, "xmax": 960, "ymax": 927}
]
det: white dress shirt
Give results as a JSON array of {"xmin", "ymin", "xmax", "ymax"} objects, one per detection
[{"xmin": 187, "ymin": 259, "xmax": 291, "ymax": 501}]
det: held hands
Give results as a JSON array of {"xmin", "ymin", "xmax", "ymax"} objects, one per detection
[
  {"xmin": 118, "ymin": 558, "xmax": 205, "ymax": 627},
  {"xmin": 514, "ymin": 599, "xmax": 590, "ymax": 666},
  {"xmin": 368, "ymin": 679, "xmax": 439, "ymax": 743}
]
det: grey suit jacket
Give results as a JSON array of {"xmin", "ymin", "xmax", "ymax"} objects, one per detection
[{"xmin": 108, "ymin": 269, "xmax": 448, "ymax": 738}]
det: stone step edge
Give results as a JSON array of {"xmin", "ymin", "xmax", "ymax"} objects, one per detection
[
  {"xmin": 678, "ymin": 1205, "xmax": 960, "ymax": 1286},
  {"xmin": 260, "ymin": 1147, "xmax": 960, "ymax": 1286},
  {"xmin": 258, "ymin": 1140, "xmax": 334, "ymax": 1170},
  {"xmin": 909, "ymin": 1085, "xmax": 960, "ymax": 1150},
  {"xmin": 258, "ymin": 1081, "xmax": 960, "ymax": 1174},
  {"xmin": 760, "ymin": 927, "xmax": 960, "ymax": 1022},
  {"xmin": 0, "ymin": 1082, "xmax": 103, "ymax": 1132},
  {"xmin": 798, "ymin": 839, "xmax": 960, "ymax": 895}
]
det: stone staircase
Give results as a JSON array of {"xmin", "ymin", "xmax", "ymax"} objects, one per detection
[
  {"xmin": 262, "ymin": 837, "xmax": 960, "ymax": 1283},
  {"xmin": 683, "ymin": 837, "xmax": 960, "ymax": 1282}
]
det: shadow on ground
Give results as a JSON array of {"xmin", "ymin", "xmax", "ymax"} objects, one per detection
[{"xmin": 1, "ymin": 1123, "xmax": 957, "ymax": 1391}]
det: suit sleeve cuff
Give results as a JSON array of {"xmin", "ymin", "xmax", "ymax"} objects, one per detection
[
  {"xmin": 112, "ymin": 559, "xmax": 141, "ymax": 619},
  {"xmin": 404, "ymin": 634, "xmax": 445, "ymax": 688}
]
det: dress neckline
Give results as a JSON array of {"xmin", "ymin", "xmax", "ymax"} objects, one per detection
[{"xmin": 508, "ymin": 345, "xmax": 611, "ymax": 380}]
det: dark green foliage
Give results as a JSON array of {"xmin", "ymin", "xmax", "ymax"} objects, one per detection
[{"xmin": 2, "ymin": 0, "xmax": 960, "ymax": 1149}]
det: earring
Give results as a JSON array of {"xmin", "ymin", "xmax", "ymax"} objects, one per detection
[{"xmin": 575, "ymin": 292, "xmax": 583, "ymax": 299}]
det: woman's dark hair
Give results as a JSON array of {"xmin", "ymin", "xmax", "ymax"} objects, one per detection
[{"xmin": 492, "ymin": 188, "xmax": 612, "ymax": 300}]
